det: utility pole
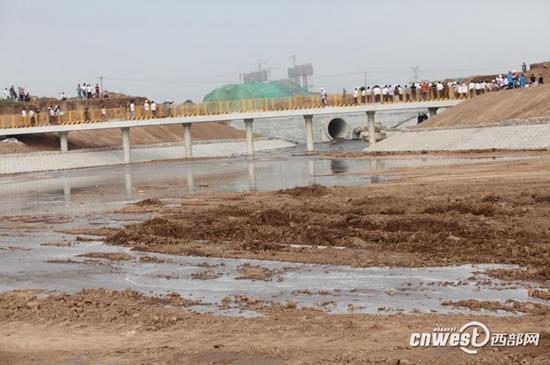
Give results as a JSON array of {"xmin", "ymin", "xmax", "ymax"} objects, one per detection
[
  {"xmin": 98, "ymin": 76, "xmax": 105, "ymax": 96},
  {"xmin": 411, "ymin": 66, "xmax": 420, "ymax": 83}
]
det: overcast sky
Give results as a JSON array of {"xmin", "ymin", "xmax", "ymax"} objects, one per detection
[{"xmin": 1, "ymin": 0, "xmax": 549, "ymax": 102}]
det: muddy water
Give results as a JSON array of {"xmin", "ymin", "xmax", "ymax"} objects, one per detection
[
  {"xmin": 0, "ymin": 141, "xmax": 532, "ymax": 216},
  {"xmin": 0, "ymin": 221, "xmax": 544, "ymax": 317}
]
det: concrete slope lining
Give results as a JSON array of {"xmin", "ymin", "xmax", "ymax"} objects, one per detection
[{"xmin": 367, "ymin": 124, "xmax": 550, "ymax": 152}]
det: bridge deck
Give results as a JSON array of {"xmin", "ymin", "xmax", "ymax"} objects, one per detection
[{"xmin": 0, "ymin": 100, "xmax": 460, "ymax": 137}]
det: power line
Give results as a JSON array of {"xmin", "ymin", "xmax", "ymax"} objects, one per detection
[
  {"xmin": 313, "ymin": 65, "xmax": 519, "ymax": 79},
  {"xmin": 102, "ymin": 76, "xmax": 236, "ymax": 85}
]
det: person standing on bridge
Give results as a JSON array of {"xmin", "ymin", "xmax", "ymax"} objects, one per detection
[
  {"xmin": 381, "ymin": 85, "xmax": 388, "ymax": 103},
  {"xmin": 144, "ymin": 100, "xmax": 150, "ymax": 118},
  {"xmin": 373, "ymin": 85, "xmax": 381, "ymax": 103},
  {"xmin": 352, "ymin": 87, "xmax": 359, "ymax": 104},
  {"xmin": 48, "ymin": 105, "xmax": 55, "ymax": 125},
  {"xmin": 29, "ymin": 108, "xmax": 36, "ymax": 126},
  {"xmin": 129, "ymin": 101, "xmax": 136, "ymax": 119},
  {"xmin": 361, "ymin": 87, "xmax": 367, "ymax": 104},
  {"xmin": 21, "ymin": 108, "xmax": 27, "ymax": 125},
  {"xmin": 320, "ymin": 88, "xmax": 328, "ymax": 106},
  {"xmin": 151, "ymin": 101, "xmax": 157, "ymax": 117},
  {"xmin": 100, "ymin": 103, "xmax": 107, "ymax": 121},
  {"xmin": 436, "ymin": 82, "xmax": 444, "ymax": 98}
]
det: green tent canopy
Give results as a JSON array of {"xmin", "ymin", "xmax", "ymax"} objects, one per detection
[{"xmin": 203, "ymin": 80, "xmax": 311, "ymax": 102}]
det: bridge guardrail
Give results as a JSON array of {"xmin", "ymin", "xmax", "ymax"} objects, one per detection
[{"xmin": 0, "ymin": 88, "xmax": 480, "ymax": 129}]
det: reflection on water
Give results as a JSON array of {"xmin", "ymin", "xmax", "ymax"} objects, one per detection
[{"xmin": 0, "ymin": 143, "xmax": 535, "ymax": 216}]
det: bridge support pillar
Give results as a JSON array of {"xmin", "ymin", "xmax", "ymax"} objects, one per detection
[
  {"xmin": 59, "ymin": 132, "xmax": 69, "ymax": 152},
  {"xmin": 183, "ymin": 123, "xmax": 193, "ymax": 158},
  {"xmin": 121, "ymin": 127, "xmax": 131, "ymax": 163},
  {"xmin": 428, "ymin": 107, "xmax": 439, "ymax": 118},
  {"xmin": 244, "ymin": 118, "xmax": 254, "ymax": 156},
  {"xmin": 304, "ymin": 115, "xmax": 314, "ymax": 152},
  {"xmin": 367, "ymin": 111, "xmax": 376, "ymax": 146}
]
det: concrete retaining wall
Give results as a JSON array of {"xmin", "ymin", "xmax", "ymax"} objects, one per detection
[
  {"xmin": 0, "ymin": 139, "xmax": 295, "ymax": 175},
  {"xmin": 367, "ymin": 124, "xmax": 550, "ymax": 152},
  {"xmin": 230, "ymin": 110, "xmax": 421, "ymax": 143}
]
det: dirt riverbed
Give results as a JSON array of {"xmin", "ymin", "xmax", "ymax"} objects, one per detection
[
  {"xmin": 2, "ymin": 154, "xmax": 550, "ymax": 364},
  {"xmin": 105, "ymin": 159, "xmax": 550, "ymax": 281}
]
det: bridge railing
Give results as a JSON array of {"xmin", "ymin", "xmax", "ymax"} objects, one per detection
[{"xmin": 0, "ymin": 87, "xmax": 481, "ymax": 129}]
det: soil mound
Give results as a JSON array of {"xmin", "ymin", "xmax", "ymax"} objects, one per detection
[
  {"xmin": 277, "ymin": 184, "xmax": 331, "ymax": 197},
  {"xmin": 442, "ymin": 299, "xmax": 549, "ymax": 315},
  {"xmin": 104, "ymin": 181, "xmax": 550, "ymax": 279},
  {"xmin": 0, "ymin": 289, "xmax": 197, "ymax": 330},
  {"xmin": 418, "ymin": 84, "xmax": 550, "ymax": 128},
  {"xmin": 135, "ymin": 198, "xmax": 163, "ymax": 207}
]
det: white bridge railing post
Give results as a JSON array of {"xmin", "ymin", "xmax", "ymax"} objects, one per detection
[
  {"xmin": 244, "ymin": 118, "xmax": 254, "ymax": 156},
  {"xmin": 304, "ymin": 115, "xmax": 314, "ymax": 152},
  {"xmin": 121, "ymin": 127, "xmax": 131, "ymax": 163},
  {"xmin": 183, "ymin": 123, "xmax": 193, "ymax": 158},
  {"xmin": 367, "ymin": 111, "xmax": 376, "ymax": 146}
]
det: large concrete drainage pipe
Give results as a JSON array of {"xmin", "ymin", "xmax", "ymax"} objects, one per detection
[{"xmin": 326, "ymin": 118, "xmax": 350, "ymax": 140}]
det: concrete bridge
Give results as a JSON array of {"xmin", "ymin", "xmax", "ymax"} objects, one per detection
[{"xmin": 0, "ymin": 100, "xmax": 461, "ymax": 164}]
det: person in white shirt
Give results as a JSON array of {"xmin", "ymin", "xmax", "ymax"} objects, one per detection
[
  {"xmin": 388, "ymin": 85, "xmax": 394, "ymax": 101},
  {"xmin": 436, "ymin": 82, "xmax": 444, "ymax": 98},
  {"xmin": 397, "ymin": 85, "xmax": 403, "ymax": 101},
  {"xmin": 365, "ymin": 87, "xmax": 372, "ymax": 103},
  {"xmin": 360, "ymin": 88, "xmax": 367, "ymax": 104},
  {"xmin": 87, "ymin": 84, "xmax": 93, "ymax": 99},
  {"xmin": 381, "ymin": 86, "xmax": 388, "ymax": 102},
  {"xmin": 474, "ymin": 82, "xmax": 481, "ymax": 95},
  {"xmin": 320, "ymin": 88, "xmax": 328, "ymax": 106},
  {"xmin": 373, "ymin": 86, "xmax": 382, "ymax": 103},
  {"xmin": 48, "ymin": 105, "xmax": 56, "ymax": 125},
  {"xmin": 3, "ymin": 88, "xmax": 8, "ymax": 99},
  {"xmin": 352, "ymin": 88, "xmax": 359, "ymax": 104},
  {"xmin": 151, "ymin": 101, "xmax": 157, "ymax": 117},
  {"xmin": 129, "ymin": 102, "xmax": 136, "ymax": 119},
  {"xmin": 29, "ymin": 109, "xmax": 36, "ymax": 126},
  {"xmin": 461, "ymin": 82, "xmax": 468, "ymax": 98},
  {"xmin": 144, "ymin": 100, "xmax": 150, "ymax": 118}
]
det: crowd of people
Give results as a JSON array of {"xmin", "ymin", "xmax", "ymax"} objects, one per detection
[
  {"xmin": 17, "ymin": 104, "xmax": 65, "ymax": 126},
  {"xmin": 76, "ymin": 83, "xmax": 102, "ymax": 99},
  {"xmin": 3, "ymin": 85, "xmax": 31, "ymax": 102},
  {"xmin": 3, "ymin": 63, "xmax": 547, "ymax": 127},
  {"xmin": 125, "ymin": 100, "xmax": 159, "ymax": 119},
  {"xmin": 325, "ymin": 67, "xmax": 545, "ymax": 106}
]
